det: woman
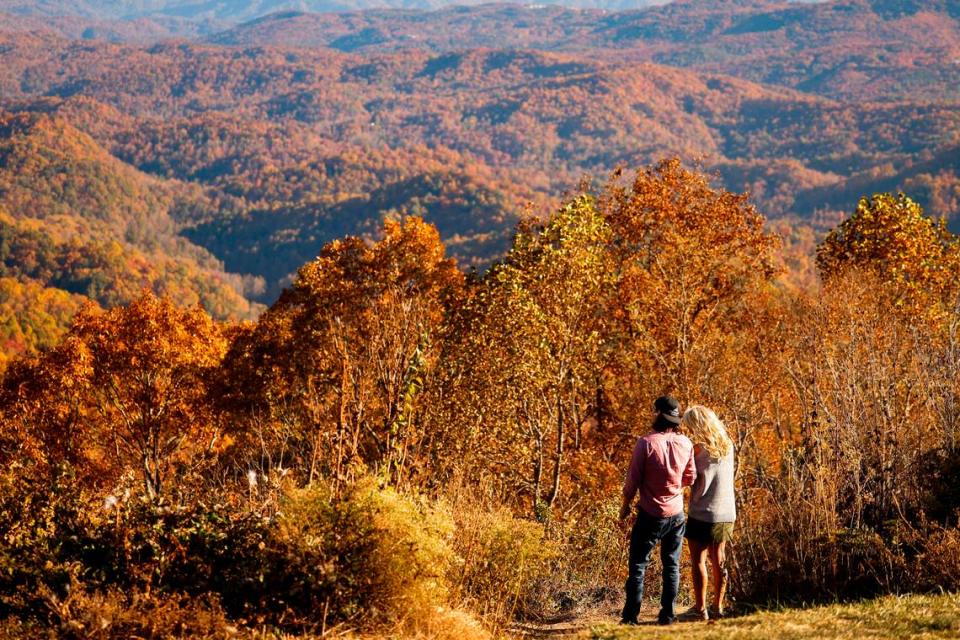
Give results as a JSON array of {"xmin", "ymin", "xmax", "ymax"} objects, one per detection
[{"xmin": 681, "ymin": 405, "xmax": 736, "ymax": 621}]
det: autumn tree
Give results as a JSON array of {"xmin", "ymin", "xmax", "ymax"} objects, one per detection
[
  {"xmin": 816, "ymin": 192, "xmax": 960, "ymax": 319},
  {"xmin": 70, "ymin": 294, "xmax": 227, "ymax": 499},
  {"xmin": 0, "ymin": 332, "xmax": 97, "ymax": 484},
  {"xmin": 813, "ymin": 192, "xmax": 960, "ymax": 516},
  {"xmin": 0, "ymin": 294, "xmax": 226, "ymax": 499},
  {"xmin": 434, "ymin": 195, "xmax": 618, "ymax": 515},
  {"xmin": 224, "ymin": 217, "xmax": 463, "ymax": 488},
  {"xmin": 599, "ymin": 159, "xmax": 780, "ymax": 439}
]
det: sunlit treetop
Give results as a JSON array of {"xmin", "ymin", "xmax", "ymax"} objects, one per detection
[{"xmin": 816, "ymin": 193, "xmax": 960, "ymax": 318}]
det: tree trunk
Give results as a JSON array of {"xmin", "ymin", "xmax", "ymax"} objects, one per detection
[
  {"xmin": 532, "ymin": 432, "xmax": 544, "ymax": 515},
  {"xmin": 546, "ymin": 398, "xmax": 564, "ymax": 507}
]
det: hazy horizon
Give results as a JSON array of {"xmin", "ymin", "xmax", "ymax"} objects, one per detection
[{"xmin": 0, "ymin": 0, "xmax": 674, "ymax": 22}]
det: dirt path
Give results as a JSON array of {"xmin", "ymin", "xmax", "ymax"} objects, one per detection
[
  {"xmin": 510, "ymin": 620, "xmax": 594, "ymax": 638},
  {"xmin": 508, "ymin": 607, "xmax": 721, "ymax": 638},
  {"xmin": 508, "ymin": 609, "xmax": 614, "ymax": 638}
]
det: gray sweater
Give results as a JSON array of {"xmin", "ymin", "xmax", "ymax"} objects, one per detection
[{"xmin": 688, "ymin": 446, "xmax": 736, "ymax": 523}]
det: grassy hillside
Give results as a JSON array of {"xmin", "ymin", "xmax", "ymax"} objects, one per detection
[{"xmin": 591, "ymin": 593, "xmax": 960, "ymax": 640}]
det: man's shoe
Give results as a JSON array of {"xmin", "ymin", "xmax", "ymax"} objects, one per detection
[
  {"xmin": 657, "ymin": 615, "xmax": 676, "ymax": 626},
  {"xmin": 620, "ymin": 618, "xmax": 640, "ymax": 626}
]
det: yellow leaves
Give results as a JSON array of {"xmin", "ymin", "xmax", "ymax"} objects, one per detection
[
  {"xmin": 817, "ymin": 192, "xmax": 960, "ymax": 324},
  {"xmin": 224, "ymin": 217, "xmax": 463, "ymax": 483}
]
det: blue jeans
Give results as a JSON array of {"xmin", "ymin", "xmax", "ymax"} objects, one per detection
[{"xmin": 622, "ymin": 509, "xmax": 685, "ymax": 623}]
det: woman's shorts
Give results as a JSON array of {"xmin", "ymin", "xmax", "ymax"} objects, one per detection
[{"xmin": 684, "ymin": 517, "xmax": 734, "ymax": 545}]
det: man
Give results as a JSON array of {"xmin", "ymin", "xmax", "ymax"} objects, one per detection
[{"xmin": 619, "ymin": 395, "xmax": 697, "ymax": 626}]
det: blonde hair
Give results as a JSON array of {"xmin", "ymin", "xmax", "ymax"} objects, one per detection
[{"xmin": 682, "ymin": 405, "xmax": 732, "ymax": 459}]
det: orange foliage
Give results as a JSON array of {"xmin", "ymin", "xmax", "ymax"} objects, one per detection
[
  {"xmin": 0, "ymin": 294, "xmax": 226, "ymax": 497},
  {"xmin": 223, "ymin": 216, "xmax": 463, "ymax": 487},
  {"xmin": 1, "ymin": 159, "xmax": 959, "ymax": 629}
]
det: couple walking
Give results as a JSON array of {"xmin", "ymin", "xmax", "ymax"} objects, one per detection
[{"xmin": 618, "ymin": 396, "xmax": 735, "ymax": 626}]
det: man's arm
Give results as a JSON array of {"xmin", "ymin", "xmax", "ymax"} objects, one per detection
[{"xmin": 619, "ymin": 438, "xmax": 645, "ymax": 520}]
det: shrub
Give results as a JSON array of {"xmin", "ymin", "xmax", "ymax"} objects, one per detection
[
  {"xmin": 449, "ymin": 502, "xmax": 556, "ymax": 626},
  {"xmin": 267, "ymin": 478, "xmax": 457, "ymax": 634},
  {"xmin": 0, "ymin": 465, "xmax": 99, "ymax": 620},
  {"xmin": 0, "ymin": 465, "xmax": 475, "ymax": 637},
  {"xmin": 916, "ymin": 526, "xmax": 960, "ymax": 593},
  {"xmin": 515, "ymin": 499, "xmax": 629, "ymax": 623},
  {"xmin": 40, "ymin": 590, "xmax": 232, "ymax": 640},
  {"xmin": 86, "ymin": 498, "xmax": 271, "ymax": 618},
  {"xmin": 363, "ymin": 482, "xmax": 456, "ymax": 625},
  {"xmin": 920, "ymin": 449, "xmax": 960, "ymax": 526}
]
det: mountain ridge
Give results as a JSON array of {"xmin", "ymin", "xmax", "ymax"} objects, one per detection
[
  {"xmin": 204, "ymin": 0, "xmax": 960, "ymax": 102},
  {"xmin": 0, "ymin": 0, "xmax": 669, "ymax": 21},
  {"xmin": 3, "ymin": 32, "xmax": 956, "ymax": 230}
]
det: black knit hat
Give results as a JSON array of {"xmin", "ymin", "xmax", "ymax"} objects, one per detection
[{"xmin": 654, "ymin": 395, "xmax": 682, "ymax": 425}]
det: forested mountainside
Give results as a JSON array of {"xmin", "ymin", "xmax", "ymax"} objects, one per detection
[
  {"xmin": 31, "ymin": 0, "xmax": 944, "ymax": 105},
  {"xmin": 6, "ymin": 0, "xmax": 959, "ymax": 103},
  {"xmin": 0, "ymin": 110, "xmax": 261, "ymax": 314},
  {"xmin": 0, "ymin": 11, "xmax": 226, "ymax": 41},
  {"xmin": 1, "ymin": 0, "xmax": 958, "ymax": 361},
  {"xmin": 2, "ymin": 34, "xmax": 958, "ymax": 223},
  {"xmin": 208, "ymin": 0, "xmax": 960, "ymax": 102}
]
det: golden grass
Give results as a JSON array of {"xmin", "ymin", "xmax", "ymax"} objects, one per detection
[{"xmin": 590, "ymin": 593, "xmax": 960, "ymax": 640}]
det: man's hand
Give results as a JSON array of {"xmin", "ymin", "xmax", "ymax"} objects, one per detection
[{"xmin": 618, "ymin": 500, "xmax": 634, "ymax": 542}]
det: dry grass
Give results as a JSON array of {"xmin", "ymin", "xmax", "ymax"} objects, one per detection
[
  {"xmin": 589, "ymin": 593, "xmax": 960, "ymax": 640},
  {"xmin": 236, "ymin": 606, "xmax": 490, "ymax": 640}
]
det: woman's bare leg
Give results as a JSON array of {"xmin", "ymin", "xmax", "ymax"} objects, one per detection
[
  {"xmin": 689, "ymin": 539, "xmax": 708, "ymax": 614},
  {"xmin": 708, "ymin": 541, "xmax": 728, "ymax": 615}
]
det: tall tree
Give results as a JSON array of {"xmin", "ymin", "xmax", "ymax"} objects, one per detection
[
  {"xmin": 443, "ymin": 195, "xmax": 616, "ymax": 515},
  {"xmin": 224, "ymin": 217, "xmax": 463, "ymax": 488},
  {"xmin": 816, "ymin": 192, "xmax": 960, "ymax": 320},
  {"xmin": 602, "ymin": 159, "xmax": 780, "ymax": 404},
  {"xmin": 0, "ymin": 332, "xmax": 96, "ymax": 483},
  {"xmin": 71, "ymin": 294, "xmax": 227, "ymax": 499}
]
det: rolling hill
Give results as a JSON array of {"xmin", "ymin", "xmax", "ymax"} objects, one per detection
[
  {"xmin": 0, "ymin": 104, "xmax": 265, "ymax": 359},
  {"xmin": 3, "ymin": 34, "xmax": 958, "ymax": 207},
  {"xmin": 207, "ymin": 5, "xmax": 608, "ymax": 51},
  {"xmin": 0, "ymin": 11, "xmax": 227, "ymax": 42},
  {"xmin": 6, "ymin": 0, "xmax": 959, "ymax": 103},
  {"xmin": 208, "ymin": 0, "xmax": 960, "ymax": 102},
  {"xmin": 0, "ymin": 109, "xmax": 261, "ymax": 315},
  {"xmin": 1, "ymin": 25, "xmax": 959, "ymax": 299}
]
